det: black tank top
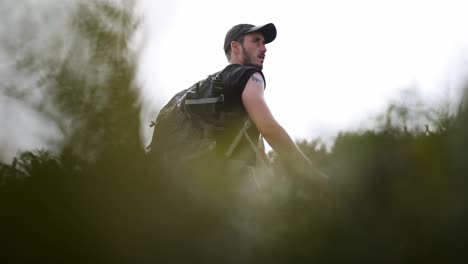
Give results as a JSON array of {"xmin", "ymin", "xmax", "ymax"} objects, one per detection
[{"xmin": 214, "ymin": 64, "xmax": 266, "ymax": 165}]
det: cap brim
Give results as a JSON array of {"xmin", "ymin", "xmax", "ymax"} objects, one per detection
[{"xmin": 244, "ymin": 23, "xmax": 277, "ymax": 44}]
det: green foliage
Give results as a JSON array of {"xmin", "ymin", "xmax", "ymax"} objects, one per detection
[
  {"xmin": 49, "ymin": 1, "xmax": 142, "ymax": 162},
  {"xmin": 4, "ymin": 93, "xmax": 468, "ymax": 263},
  {"xmin": 263, "ymin": 93, "xmax": 468, "ymax": 263}
]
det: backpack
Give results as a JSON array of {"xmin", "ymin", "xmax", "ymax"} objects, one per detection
[
  {"xmin": 146, "ymin": 71, "xmax": 230, "ymax": 161},
  {"xmin": 146, "ymin": 67, "xmax": 271, "ymax": 168}
]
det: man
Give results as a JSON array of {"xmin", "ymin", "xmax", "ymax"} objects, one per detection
[
  {"xmin": 218, "ymin": 23, "xmax": 325, "ymax": 181},
  {"xmin": 144, "ymin": 24, "xmax": 327, "ymax": 259},
  {"xmin": 149, "ymin": 23, "xmax": 326, "ymax": 186}
]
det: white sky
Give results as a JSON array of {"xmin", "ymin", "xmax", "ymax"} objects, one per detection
[{"xmin": 135, "ymin": 0, "xmax": 468, "ymax": 148}]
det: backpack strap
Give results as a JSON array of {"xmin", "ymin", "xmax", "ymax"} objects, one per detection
[
  {"xmin": 225, "ymin": 119, "xmax": 250, "ymax": 158},
  {"xmin": 225, "ymin": 119, "xmax": 270, "ymax": 167},
  {"xmin": 185, "ymin": 95, "xmax": 224, "ymax": 105}
]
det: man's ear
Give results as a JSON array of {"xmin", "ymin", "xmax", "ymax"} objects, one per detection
[{"xmin": 231, "ymin": 41, "xmax": 240, "ymax": 55}]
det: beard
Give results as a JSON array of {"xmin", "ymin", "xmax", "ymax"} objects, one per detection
[{"xmin": 241, "ymin": 46, "xmax": 263, "ymax": 70}]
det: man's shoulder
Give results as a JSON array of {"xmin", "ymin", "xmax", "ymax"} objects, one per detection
[
  {"xmin": 220, "ymin": 64, "xmax": 264, "ymax": 82},
  {"xmin": 222, "ymin": 64, "xmax": 260, "ymax": 73}
]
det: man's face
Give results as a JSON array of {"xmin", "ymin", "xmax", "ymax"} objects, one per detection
[{"xmin": 240, "ymin": 32, "xmax": 267, "ymax": 70}]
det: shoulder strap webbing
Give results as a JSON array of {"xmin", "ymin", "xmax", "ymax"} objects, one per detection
[
  {"xmin": 225, "ymin": 119, "xmax": 270, "ymax": 167},
  {"xmin": 185, "ymin": 95, "xmax": 224, "ymax": 105}
]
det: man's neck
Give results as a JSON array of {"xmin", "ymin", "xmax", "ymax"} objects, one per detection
[{"xmin": 229, "ymin": 57, "xmax": 243, "ymax": 65}]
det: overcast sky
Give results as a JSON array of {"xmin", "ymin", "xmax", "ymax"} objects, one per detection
[{"xmin": 136, "ymin": 0, "xmax": 468, "ymax": 148}]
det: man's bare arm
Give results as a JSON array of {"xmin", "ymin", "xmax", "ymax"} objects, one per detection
[
  {"xmin": 241, "ymin": 72, "xmax": 329, "ymax": 181},
  {"xmin": 241, "ymin": 73, "xmax": 310, "ymax": 165}
]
